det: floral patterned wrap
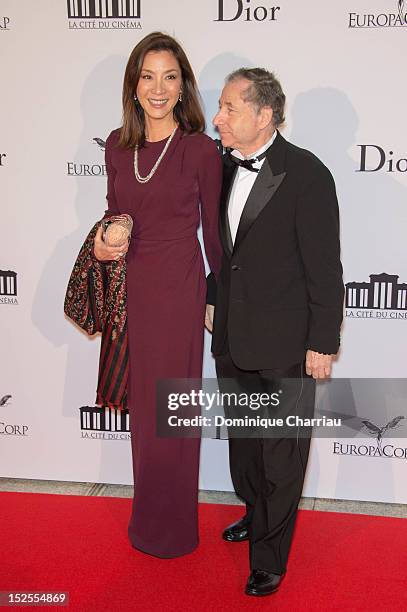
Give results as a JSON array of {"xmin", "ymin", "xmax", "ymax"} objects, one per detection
[{"xmin": 64, "ymin": 221, "xmax": 128, "ymax": 410}]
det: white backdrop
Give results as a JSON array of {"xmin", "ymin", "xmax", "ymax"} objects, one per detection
[{"xmin": 1, "ymin": 0, "xmax": 407, "ymax": 503}]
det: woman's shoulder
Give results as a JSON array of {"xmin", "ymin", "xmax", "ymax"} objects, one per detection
[{"xmin": 105, "ymin": 128, "xmax": 121, "ymax": 148}]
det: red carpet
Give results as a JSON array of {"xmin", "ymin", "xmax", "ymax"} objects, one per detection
[{"xmin": 0, "ymin": 492, "xmax": 406, "ymax": 611}]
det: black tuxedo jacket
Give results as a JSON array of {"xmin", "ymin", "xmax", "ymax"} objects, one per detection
[{"xmin": 210, "ymin": 131, "xmax": 344, "ymax": 370}]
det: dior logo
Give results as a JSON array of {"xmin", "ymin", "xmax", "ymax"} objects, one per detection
[
  {"xmin": 357, "ymin": 145, "xmax": 407, "ymax": 173},
  {"xmin": 215, "ymin": 0, "xmax": 280, "ymax": 22},
  {"xmin": 0, "ymin": 17, "xmax": 10, "ymax": 30}
]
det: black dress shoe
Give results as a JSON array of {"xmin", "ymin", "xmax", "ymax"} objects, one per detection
[
  {"xmin": 222, "ymin": 516, "xmax": 249, "ymax": 542},
  {"xmin": 245, "ymin": 569, "xmax": 283, "ymax": 596}
]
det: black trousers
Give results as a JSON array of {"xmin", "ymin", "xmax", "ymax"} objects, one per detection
[{"xmin": 216, "ymin": 348, "xmax": 316, "ymax": 574}]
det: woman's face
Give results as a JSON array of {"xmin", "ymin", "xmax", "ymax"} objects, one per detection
[{"xmin": 136, "ymin": 50, "xmax": 182, "ymax": 125}]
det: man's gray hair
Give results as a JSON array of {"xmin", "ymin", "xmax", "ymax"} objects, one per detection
[{"xmin": 226, "ymin": 68, "xmax": 286, "ymax": 127}]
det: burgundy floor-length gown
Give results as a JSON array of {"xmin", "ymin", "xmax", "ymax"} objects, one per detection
[{"xmin": 104, "ymin": 127, "xmax": 222, "ymax": 557}]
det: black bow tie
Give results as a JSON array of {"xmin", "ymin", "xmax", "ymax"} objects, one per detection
[{"xmin": 228, "ymin": 150, "xmax": 268, "ymax": 173}]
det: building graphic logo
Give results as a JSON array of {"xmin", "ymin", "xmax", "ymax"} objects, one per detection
[
  {"xmin": 333, "ymin": 415, "xmax": 406, "ymax": 459},
  {"xmin": 79, "ymin": 406, "xmax": 131, "ymax": 440},
  {"xmin": 345, "ymin": 273, "xmax": 407, "ymax": 320},
  {"xmin": 67, "ymin": 0, "xmax": 141, "ymax": 29},
  {"xmin": 349, "ymin": 1, "xmax": 407, "ymax": 28},
  {"xmin": 0, "ymin": 270, "xmax": 18, "ymax": 305}
]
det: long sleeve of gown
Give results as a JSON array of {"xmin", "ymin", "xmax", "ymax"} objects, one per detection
[
  {"xmin": 197, "ymin": 137, "xmax": 223, "ymax": 304},
  {"xmin": 104, "ymin": 130, "xmax": 120, "ymax": 217}
]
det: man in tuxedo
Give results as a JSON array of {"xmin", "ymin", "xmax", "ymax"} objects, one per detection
[{"xmin": 206, "ymin": 68, "xmax": 344, "ymax": 596}]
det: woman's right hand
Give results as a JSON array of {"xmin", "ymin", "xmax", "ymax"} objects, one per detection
[{"xmin": 93, "ymin": 225, "xmax": 129, "ymax": 262}]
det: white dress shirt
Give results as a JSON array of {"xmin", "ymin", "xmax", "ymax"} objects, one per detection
[{"xmin": 228, "ymin": 131, "xmax": 277, "ymax": 244}]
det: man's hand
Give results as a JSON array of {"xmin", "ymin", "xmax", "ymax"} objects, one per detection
[
  {"xmin": 93, "ymin": 225, "xmax": 129, "ymax": 262},
  {"xmin": 305, "ymin": 350, "xmax": 333, "ymax": 379},
  {"xmin": 205, "ymin": 304, "xmax": 215, "ymax": 332}
]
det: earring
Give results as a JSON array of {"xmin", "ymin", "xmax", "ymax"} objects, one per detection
[
  {"xmin": 178, "ymin": 91, "xmax": 183, "ymax": 102},
  {"xmin": 133, "ymin": 94, "xmax": 138, "ymax": 102}
]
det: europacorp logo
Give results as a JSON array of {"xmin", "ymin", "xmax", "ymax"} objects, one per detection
[
  {"xmin": 67, "ymin": 137, "xmax": 107, "ymax": 177},
  {"xmin": 0, "ymin": 394, "xmax": 29, "ymax": 437},
  {"xmin": 349, "ymin": 0, "xmax": 407, "ymax": 28},
  {"xmin": 334, "ymin": 415, "xmax": 407, "ymax": 459}
]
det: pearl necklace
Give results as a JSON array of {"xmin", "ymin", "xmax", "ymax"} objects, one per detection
[{"xmin": 134, "ymin": 126, "xmax": 178, "ymax": 183}]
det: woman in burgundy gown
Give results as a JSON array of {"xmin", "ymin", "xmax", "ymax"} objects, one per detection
[{"xmin": 93, "ymin": 32, "xmax": 222, "ymax": 557}]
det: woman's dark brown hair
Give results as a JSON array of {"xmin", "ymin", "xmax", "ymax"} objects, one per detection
[{"xmin": 119, "ymin": 32, "xmax": 205, "ymax": 148}]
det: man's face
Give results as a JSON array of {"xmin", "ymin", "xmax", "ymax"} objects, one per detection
[{"xmin": 213, "ymin": 79, "xmax": 269, "ymax": 153}]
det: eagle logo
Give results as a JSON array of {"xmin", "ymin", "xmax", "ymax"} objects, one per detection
[
  {"xmin": 0, "ymin": 394, "xmax": 12, "ymax": 407},
  {"xmin": 399, "ymin": 0, "xmax": 406, "ymax": 20},
  {"xmin": 93, "ymin": 138, "xmax": 106, "ymax": 151},
  {"xmin": 361, "ymin": 416, "xmax": 405, "ymax": 453}
]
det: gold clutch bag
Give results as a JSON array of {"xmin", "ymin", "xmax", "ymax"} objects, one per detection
[{"xmin": 102, "ymin": 214, "xmax": 133, "ymax": 246}]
